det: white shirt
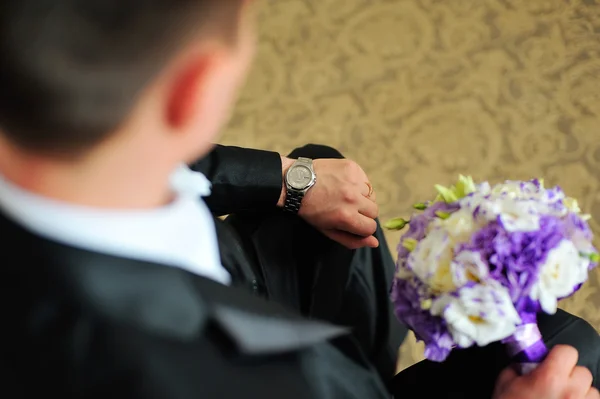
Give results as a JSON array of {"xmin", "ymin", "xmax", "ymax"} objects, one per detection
[{"xmin": 0, "ymin": 165, "xmax": 231, "ymax": 285}]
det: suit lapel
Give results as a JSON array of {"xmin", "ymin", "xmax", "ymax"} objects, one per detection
[
  {"xmin": 212, "ymin": 217, "xmax": 259, "ymax": 291},
  {"xmin": 4, "ymin": 215, "xmax": 210, "ymax": 341},
  {"xmin": 1, "ymin": 211, "xmax": 349, "ymax": 356},
  {"xmin": 194, "ymin": 275, "xmax": 349, "ymax": 355}
]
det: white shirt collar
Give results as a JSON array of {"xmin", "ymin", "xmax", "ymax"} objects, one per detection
[
  {"xmin": 0, "ymin": 165, "xmax": 231, "ymax": 285},
  {"xmin": 169, "ymin": 164, "xmax": 212, "ymax": 197}
]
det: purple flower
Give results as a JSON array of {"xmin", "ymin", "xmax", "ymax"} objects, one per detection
[
  {"xmin": 564, "ymin": 213, "xmax": 593, "ymax": 242},
  {"xmin": 423, "ymin": 201, "xmax": 461, "ymax": 218},
  {"xmin": 530, "ymin": 179, "xmax": 543, "ymax": 189},
  {"xmin": 564, "ymin": 214, "xmax": 599, "ymax": 269},
  {"xmin": 458, "ymin": 215, "xmax": 568, "ymax": 312},
  {"xmin": 391, "ymin": 278, "xmax": 454, "ymax": 361},
  {"xmin": 396, "ymin": 214, "xmax": 428, "ymax": 262}
]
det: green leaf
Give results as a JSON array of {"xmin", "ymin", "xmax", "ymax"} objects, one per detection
[
  {"xmin": 455, "ymin": 175, "xmax": 476, "ymax": 198},
  {"xmin": 434, "ymin": 184, "xmax": 458, "ymax": 203},
  {"xmin": 580, "ymin": 252, "xmax": 600, "ymax": 263},
  {"xmin": 384, "ymin": 217, "xmax": 409, "ymax": 231}
]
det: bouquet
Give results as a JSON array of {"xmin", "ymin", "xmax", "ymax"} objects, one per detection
[{"xmin": 386, "ymin": 176, "xmax": 598, "ymax": 374}]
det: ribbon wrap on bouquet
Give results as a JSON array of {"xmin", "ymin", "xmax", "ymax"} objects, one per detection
[{"xmin": 503, "ymin": 313, "xmax": 548, "ymax": 375}]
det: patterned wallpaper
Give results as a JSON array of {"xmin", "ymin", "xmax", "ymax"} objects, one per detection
[{"xmin": 219, "ymin": 0, "xmax": 600, "ymax": 370}]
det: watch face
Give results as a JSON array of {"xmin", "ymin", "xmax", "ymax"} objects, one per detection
[{"xmin": 287, "ymin": 165, "xmax": 313, "ymax": 190}]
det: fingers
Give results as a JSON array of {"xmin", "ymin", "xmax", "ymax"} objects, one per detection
[
  {"xmin": 572, "ymin": 366, "xmax": 593, "ymax": 385},
  {"xmin": 307, "ymin": 159, "xmax": 380, "ymax": 243},
  {"xmin": 368, "ymin": 189, "xmax": 377, "ymax": 202},
  {"xmin": 492, "ymin": 367, "xmax": 519, "ymax": 398},
  {"xmin": 358, "ymin": 196, "xmax": 379, "ymax": 219},
  {"xmin": 340, "ymin": 186, "xmax": 378, "ymax": 235},
  {"xmin": 587, "ymin": 387, "xmax": 600, "ymax": 399},
  {"xmin": 569, "ymin": 366, "xmax": 594, "ymax": 397},
  {"xmin": 339, "ymin": 212, "xmax": 378, "ymax": 237},
  {"xmin": 495, "ymin": 348, "xmax": 595, "ymax": 399},
  {"xmin": 495, "ymin": 367, "xmax": 518, "ymax": 391},
  {"xmin": 534, "ymin": 345, "xmax": 579, "ymax": 378},
  {"xmin": 359, "ymin": 182, "xmax": 377, "ymax": 202},
  {"xmin": 360, "ymin": 182, "xmax": 371, "ymax": 197},
  {"xmin": 325, "ymin": 230, "xmax": 379, "ymax": 249}
]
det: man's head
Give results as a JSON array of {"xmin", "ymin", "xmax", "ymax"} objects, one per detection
[{"xmin": 0, "ymin": 0, "xmax": 254, "ymax": 164}]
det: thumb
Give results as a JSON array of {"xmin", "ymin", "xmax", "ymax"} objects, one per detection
[{"xmin": 495, "ymin": 367, "xmax": 519, "ymax": 393}]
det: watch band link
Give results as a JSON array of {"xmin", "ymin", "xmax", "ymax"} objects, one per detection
[{"xmin": 283, "ymin": 189, "xmax": 304, "ymax": 214}]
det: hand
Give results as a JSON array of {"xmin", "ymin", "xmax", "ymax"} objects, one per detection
[
  {"xmin": 493, "ymin": 345, "xmax": 599, "ymax": 399},
  {"xmin": 279, "ymin": 157, "xmax": 379, "ymax": 249}
]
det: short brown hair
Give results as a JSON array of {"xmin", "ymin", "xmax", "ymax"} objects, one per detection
[{"xmin": 0, "ymin": 0, "xmax": 242, "ymax": 157}]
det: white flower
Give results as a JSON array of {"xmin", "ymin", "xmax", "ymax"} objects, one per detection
[
  {"xmin": 494, "ymin": 199, "xmax": 541, "ymax": 232},
  {"xmin": 409, "ymin": 209, "xmax": 489, "ymax": 293},
  {"xmin": 431, "ymin": 281, "xmax": 521, "ymax": 348},
  {"xmin": 476, "ymin": 182, "xmax": 492, "ymax": 195},
  {"xmin": 529, "ymin": 240, "xmax": 591, "ymax": 314},
  {"xmin": 461, "ymin": 194, "xmax": 541, "ymax": 232},
  {"xmin": 457, "ymin": 181, "xmax": 583, "ymax": 233},
  {"xmin": 491, "ymin": 181, "xmax": 542, "ymax": 200},
  {"xmin": 478, "ymin": 180, "xmax": 570, "ymax": 214},
  {"xmin": 408, "ymin": 228, "xmax": 456, "ymax": 293},
  {"xmin": 433, "ymin": 208, "xmax": 480, "ymax": 243},
  {"xmin": 451, "ymin": 250, "xmax": 490, "ymax": 287}
]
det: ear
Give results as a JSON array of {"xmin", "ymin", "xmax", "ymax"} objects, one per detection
[{"xmin": 165, "ymin": 54, "xmax": 213, "ymax": 129}]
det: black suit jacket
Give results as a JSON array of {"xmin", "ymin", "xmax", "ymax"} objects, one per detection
[
  {"xmin": 0, "ymin": 211, "xmax": 392, "ymax": 398},
  {"xmin": 190, "ymin": 145, "xmax": 283, "ymax": 216}
]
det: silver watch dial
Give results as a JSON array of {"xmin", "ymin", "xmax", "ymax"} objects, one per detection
[{"xmin": 287, "ymin": 165, "xmax": 313, "ymax": 190}]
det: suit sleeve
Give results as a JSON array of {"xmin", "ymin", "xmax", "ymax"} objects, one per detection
[{"xmin": 189, "ymin": 145, "xmax": 283, "ymax": 216}]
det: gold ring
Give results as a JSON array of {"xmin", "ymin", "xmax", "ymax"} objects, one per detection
[{"xmin": 365, "ymin": 182, "xmax": 374, "ymax": 198}]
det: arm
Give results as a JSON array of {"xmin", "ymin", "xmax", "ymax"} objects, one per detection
[
  {"xmin": 189, "ymin": 145, "xmax": 293, "ymax": 216},
  {"xmin": 194, "ymin": 144, "xmax": 380, "ymax": 248}
]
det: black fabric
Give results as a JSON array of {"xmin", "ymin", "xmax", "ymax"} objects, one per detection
[
  {"xmin": 190, "ymin": 145, "xmax": 283, "ymax": 216},
  {"xmin": 226, "ymin": 210, "xmax": 406, "ymax": 390},
  {"xmin": 224, "ymin": 144, "xmax": 407, "ymax": 391},
  {"xmin": 0, "ymin": 211, "xmax": 390, "ymax": 399}
]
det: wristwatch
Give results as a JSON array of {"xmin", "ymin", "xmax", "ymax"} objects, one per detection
[{"xmin": 283, "ymin": 157, "xmax": 316, "ymax": 214}]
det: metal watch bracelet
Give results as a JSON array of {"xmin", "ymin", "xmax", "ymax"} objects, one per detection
[{"xmin": 283, "ymin": 189, "xmax": 304, "ymax": 214}]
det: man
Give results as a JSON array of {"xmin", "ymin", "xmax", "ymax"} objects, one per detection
[{"xmin": 0, "ymin": 1, "xmax": 598, "ymax": 398}]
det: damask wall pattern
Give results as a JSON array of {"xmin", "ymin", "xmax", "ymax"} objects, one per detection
[{"xmin": 219, "ymin": 0, "xmax": 600, "ymax": 370}]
